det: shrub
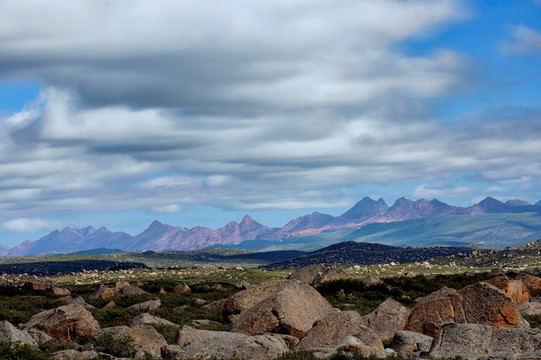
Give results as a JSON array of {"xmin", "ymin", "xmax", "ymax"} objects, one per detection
[{"xmin": 94, "ymin": 332, "xmax": 135, "ymax": 358}]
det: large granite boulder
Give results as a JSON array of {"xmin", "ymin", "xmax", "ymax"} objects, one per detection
[
  {"xmin": 414, "ymin": 286, "xmax": 457, "ymax": 304},
  {"xmin": 288, "ymin": 264, "xmax": 349, "ymax": 285},
  {"xmin": 174, "ymin": 325, "xmax": 288, "ymax": 360},
  {"xmin": 405, "ymin": 282, "xmax": 527, "ymax": 337},
  {"xmin": 297, "ymin": 309, "xmax": 384, "ymax": 357},
  {"xmin": 98, "ymin": 324, "xmax": 167, "ymax": 358},
  {"xmin": 429, "ymin": 323, "xmax": 541, "ymax": 360},
  {"xmin": 518, "ymin": 273, "xmax": 541, "ymax": 292},
  {"xmin": 361, "ymin": 298, "xmax": 410, "ymax": 341},
  {"xmin": 226, "ymin": 280, "xmax": 333, "ymax": 337},
  {"xmin": 487, "ymin": 276, "xmax": 530, "ymax": 305},
  {"xmin": 25, "ymin": 304, "xmax": 100, "ymax": 340},
  {"xmin": 390, "ymin": 330, "xmax": 433, "ymax": 356},
  {"xmin": 0, "ymin": 320, "xmax": 37, "ymax": 347}
]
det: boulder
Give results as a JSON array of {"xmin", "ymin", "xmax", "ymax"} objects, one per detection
[
  {"xmin": 414, "ymin": 286, "xmax": 457, "ymax": 304},
  {"xmin": 70, "ymin": 297, "xmax": 94, "ymax": 310},
  {"xmin": 405, "ymin": 282, "xmax": 527, "ymax": 337},
  {"xmin": 518, "ymin": 302, "xmax": 541, "ymax": 317},
  {"xmin": 174, "ymin": 284, "xmax": 191, "ymax": 294},
  {"xmin": 487, "ymin": 276, "xmax": 530, "ymax": 305},
  {"xmin": 92, "ymin": 285, "xmax": 119, "ymax": 299},
  {"xmin": 226, "ymin": 280, "xmax": 333, "ymax": 337},
  {"xmin": 25, "ymin": 304, "xmax": 100, "ymax": 340},
  {"xmin": 360, "ymin": 298, "xmax": 410, "ymax": 341},
  {"xmin": 114, "ymin": 281, "xmax": 130, "ymax": 289},
  {"xmin": 24, "ymin": 281, "xmax": 47, "ymax": 291},
  {"xmin": 518, "ymin": 273, "xmax": 541, "ymax": 292},
  {"xmin": 309, "ymin": 335, "xmax": 386, "ymax": 359},
  {"xmin": 297, "ymin": 309, "xmax": 384, "ymax": 357},
  {"xmin": 103, "ymin": 301, "xmax": 116, "ymax": 309},
  {"xmin": 51, "ymin": 350, "xmax": 99, "ymax": 360},
  {"xmin": 390, "ymin": 330, "xmax": 433, "ymax": 355},
  {"xmin": 175, "ymin": 325, "xmax": 288, "ymax": 360},
  {"xmin": 129, "ymin": 313, "xmax": 175, "ymax": 328},
  {"xmin": 288, "ymin": 264, "xmax": 349, "ymax": 285},
  {"xmin": 28, "ymin": 328, "xmax": 53, "ymax": 344},
  {"xmin": 429, "ymin": 323, "xmax": 541, "ymax": 360},
  {"xmin": 0, "ymin": 320, "xmax": 37, "ymax": 347},
  {"xmin": 51, "ymin": 287, "xmax": 71, "ymax": 296},
  {"xmin": 127, "ymin": 298, "xmax": 161, "ymax": 311},
  {"xmin": 118, "ymin": 285, "xmax": 147, "ymax": 296},
  {"xmin": 98, "ymin": 325, "xmax": 167, "ymax": 358},
  {"xmin": 361, "ymin": 275, "xmax": 383, "ymax": 287},
  {"xmin": 161, "ymin": 344, "xmax": 184, "ymax": 358}
]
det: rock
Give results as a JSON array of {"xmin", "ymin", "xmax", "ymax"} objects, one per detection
[
  {"xmin": 25, "ymin": 304, "xmax": 100, "ymax": 340},
  {"xmin": 211, "ymin": 283, "xmax": 224, "ymax": 291},
  {"xmin": 159, "ymin": 288, "xmax": 166, "ymax": 294},
  {"xmin": 0, "ymin": 320, "xmax": 37, "ymax": 347},
  {"xmin": 390, "ymin": 330, "xmax": 433, "ymax": 355},
  {"xmin": 51, "ymin": 350, "xmax": 99, "ymax": 360},
  {"xmin": 175, "ymin": 325, "xmax": 288, "ymax": 360},
  {"xmin": 414, "ymin": 287, "xmax": 457, "ymax": 304},
  {"xmin": 288, "ymin": 264, "xmax": 349, "ymax": 285},
  {"xmin": 518, "ymin": 302, "xmax": 541, "ymax": 317},
  {"xmin": 429, "ymin": 323, "xmax": 541, "ymax": 360},
  {"xmin": 405, "ymin": 282, "xmax": 527, "ymax": 337},
  {"xmin": 103, "ymin": 301, "xmax": 116, "ymax": 309},
  {"xmin": 487, "ymin": 276, "xmax": 530, "ymax": 305},
  {"xmin": 235, "ymin": 280, "xmax": 251, "ymax": 289},
  {"xmin": 24, "ymin": 281, "xmax": 47, "ymax": 291},
  {"xmin": 130, "ymin": 313, "xmax": 175, "ymax": 328},
  {"xmin": 361, "ymin": 275, "xmax": 383, "ymax": 287},
  {"xmin": 28, "ymin": 328, "xmax": 53, "ymax": 344},
  {"xmin": 51, "ymin": 287, "xmax": 71, "ymax": 296},
  {"xmin": 161, "ymin": 344, "xmax": 183, "ymax": 358},
  {"xmin": 128, "ymin": 298, "xmax": 161, "ymax": 311},
  {"xmin": 127, "ymin": 324, "xmax": 167, "ymax": 358},
  {"xmin": 297, "ymin": 309, "xmax": 384, "ymax": 356},
  {"xmin": 489, "ymin": 268, "xmax": 505, "ymax": 277},
  {"xmin": 193, "ymin": 298, "xmax": 207, "ymax": 306},
  {"xmin": 518, "ymin": 273, "xmax": 541, "ymax": 292},
  {"xmin": 70, "ymin": 297, "xmax": 94, "ymax": 310},
  {"xmin": 114, "ymin": 281, "xmax": 130, "ymax": 289},
  {"xmin": 174, "ymin": 284, "xmax": 191, "ymax": 294},
  {"xmin": 118, "ymin": 285, "xmax": 147, "ymax": 296},
  {"xmin": 361, "ymin": 298, "xmax": 410, "ymax": 341},
  {"xmin": 98, "ymin": 325, "xmax": 167, "ymax": 358},
  {"xmin": 92, "ymin": 285, "xmax": 119, "ymax": 299},
  {"xmin": 309, "ymin": 336, "xmax": 387, "ymax": 359},
  {"xmin": 192, "ymin": 319, "xmax": 222, "ymax": 328},
  {"xmin": 226, "ymin": 280, "xmax": 333, "ymax": 337}
]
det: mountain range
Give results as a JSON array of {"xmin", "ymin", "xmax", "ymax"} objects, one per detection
[{"xmin": 5, "ymin": 196, "xmax": 541, "ymax": 256}]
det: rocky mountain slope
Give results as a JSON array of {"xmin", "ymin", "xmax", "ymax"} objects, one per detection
[
  {"xmin": 261, "ymin": 241, "xmax": 473, "ymax": 270},
  {"xmin": 6, "ymin": 196, "xmax": 541, "ymax": 255}
]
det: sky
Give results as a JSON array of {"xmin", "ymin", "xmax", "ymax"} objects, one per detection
[{"xmin": 0, "ymin": 0, "xmax": 540, "ymax": 247}]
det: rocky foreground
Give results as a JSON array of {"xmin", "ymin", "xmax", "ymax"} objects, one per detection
[{"xmin": 2, "ymin": 265, "xmax": 541, "ymax": 359}]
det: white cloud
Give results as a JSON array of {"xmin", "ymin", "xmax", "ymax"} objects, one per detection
[
  {"xmin": 500, "ymin": 24, "xmax": 541, "ymax": 56},
  {"xmin": 150, "ymin": 204, "xmax": 182, "ymax": 213},
  {"xmin": 3, "ymin": 218, "xmax": 62, "ymax": 232},
  {"xmin": 411, "ymin": 183, "xmax": 474, "ymax": 199}
]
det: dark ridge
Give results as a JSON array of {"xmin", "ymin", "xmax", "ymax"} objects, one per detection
[
  {"xmin": 0, "ymin": 260, "xmax": 149, "ymax": 276},
  {"xmin": 260, "ymin": 240, "xmax": 473, "ymax": 270}
]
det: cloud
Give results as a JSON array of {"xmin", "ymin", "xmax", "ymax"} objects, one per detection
[
  {"xmin": 150, "ymin": 204, "xmax": 183, "ymax": 213},
  {"xmin": 411, "ymin": 183, "xmax": 474, "ymax": 199},
  {"xmin": 3, "ymin": 218, "xmax": 62, "ymax": 232},
  {"xmin": 0, "ymin": 0, "xmax": 469, "ymax": 112},
  {"xmin": 500, "ymin": 24, "xmax": 541, "ymax": 56}
]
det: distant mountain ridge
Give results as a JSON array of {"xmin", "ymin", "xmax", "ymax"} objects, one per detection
[{"xmin": 7, "ymin": 196, "xmax": 541, "ymax": 255}]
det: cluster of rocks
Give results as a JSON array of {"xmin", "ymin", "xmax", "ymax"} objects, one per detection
[{"xmin": 3, "ymin": 267, "xmax": 541, "ymax": 359}]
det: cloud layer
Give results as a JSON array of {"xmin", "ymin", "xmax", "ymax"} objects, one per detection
[{"xmin": 0, "ymin": 0, "xmax": 540, "ymax": 229}]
